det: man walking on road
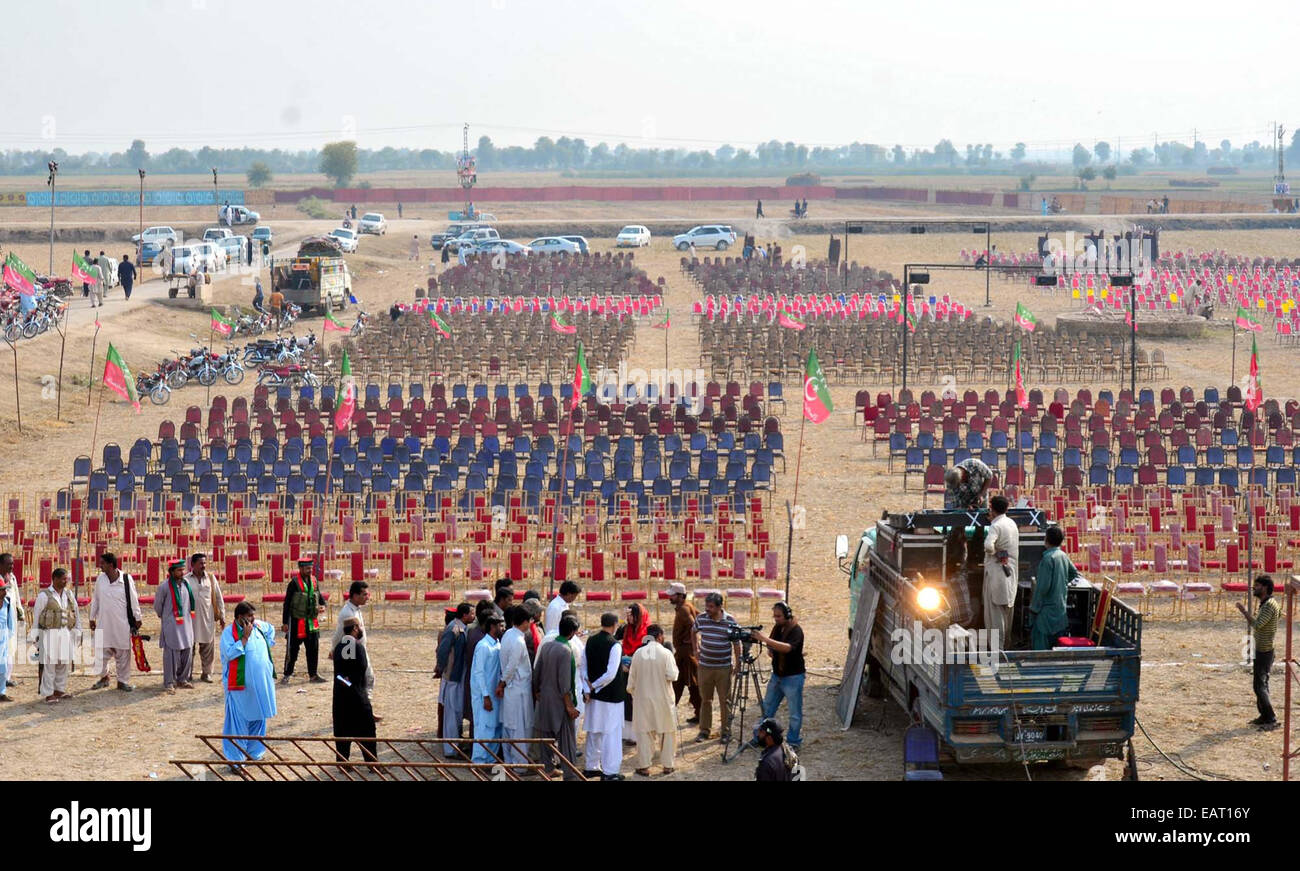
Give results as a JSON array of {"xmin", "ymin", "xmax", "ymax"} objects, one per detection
[{"xmin": 117, "ymin": 254, "xmax": 136, "ymax": 300}]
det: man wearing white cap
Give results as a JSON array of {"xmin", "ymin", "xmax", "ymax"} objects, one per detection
[{"xmin": 667, "ymin": 583, "xmax": 700, "ymax": 725}]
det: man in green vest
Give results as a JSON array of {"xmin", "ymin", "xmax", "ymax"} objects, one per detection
[{"xmin": 281, "ymin": 559, "xmax": 326, "ymax": 684}]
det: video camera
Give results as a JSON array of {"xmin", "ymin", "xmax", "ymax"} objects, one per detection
[{"xmin": 727, "ymin": 624, "xmax": 763, "ymax": 644}]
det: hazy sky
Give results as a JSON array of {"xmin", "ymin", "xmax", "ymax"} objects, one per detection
[{"xmin": 2, "ymin": 0, "xmax": 1293, "ymax": 158}]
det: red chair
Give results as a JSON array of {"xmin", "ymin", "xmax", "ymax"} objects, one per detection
[{"xmin": 1056, "ymin": 579, "xmax": 1116, "ymax": 647}]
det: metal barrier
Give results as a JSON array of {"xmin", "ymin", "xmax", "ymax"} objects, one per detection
[{"xmin": 172, "ymin": 734, "xmax": 588, "ymax": 782}]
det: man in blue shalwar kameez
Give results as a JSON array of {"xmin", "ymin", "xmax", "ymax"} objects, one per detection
[
  {"xmin": 0, "ymin": 578, "xmax": 17, "ymax": 701},
  {"xmin": 469, "ymin": 612, "xmax": 505, "ymax": 764},
  {"xmin": 220, "ymin": 601, "xmax": 278, "ymax": 763}
]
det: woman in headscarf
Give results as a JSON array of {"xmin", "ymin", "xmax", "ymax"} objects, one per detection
[{"xmin": 615, "ymin": 603, "xmax": 649, "ymax": 736}]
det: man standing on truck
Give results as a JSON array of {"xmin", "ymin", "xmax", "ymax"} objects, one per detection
[
  {"xmin": 944, "ymin": 457, "xmax": 992, "ymax": 510},
  {"xmin": 983, "ymin": 495, "xmax": 1019, "ymax": 639},
  {"xmin": 1029, "ymin": 525, "xmax": 1075, "ymax": 649},
  {"xmin": 1236, "ymin": 575, "xmax": 1280, "ymax": 729}
]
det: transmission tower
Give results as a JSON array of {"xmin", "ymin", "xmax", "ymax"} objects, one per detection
[{"xmin": 457, "ymin": 123, "xmax": 478, "ymax": 218}]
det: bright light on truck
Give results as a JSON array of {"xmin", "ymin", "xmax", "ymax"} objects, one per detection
[{"xmin": 917, "ymin": 586, "xmax": 942, "ymax": 611}]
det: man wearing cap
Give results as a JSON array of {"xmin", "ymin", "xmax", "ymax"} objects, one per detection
[
  {"xmin": 30, "ymin": 567, "xmax": 79, "ymax": 703},
  {"xmin": 667, "ymin": 582, "xmax": 701, "ymax": 724},
  {"xmin": 185, "ymin": 553, "xmax": 225, "ymax": 684},
  {"xmin": 469, "ymin": 611, "xmax": 506, "ymax": 764},
  {"xmin": 281, "ymin": 559, "xmax": 326, "ymax": 684},
  {"xmin": 153, "ymin": 559, "xmax": 198, "ymax": 693}
]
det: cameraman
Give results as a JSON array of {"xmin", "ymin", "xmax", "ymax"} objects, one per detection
[{"xmin": 751, "ymin": 602, "xmax": 805, "ymax": 749}]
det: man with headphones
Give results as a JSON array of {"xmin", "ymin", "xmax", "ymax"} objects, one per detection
[
  {"xmin": 753, "ymin": 718, "xmax": 800, "ymax": 781},
  {"xmin": 751, "ymin": 601, "xmax": 805, "ymax": 749}
]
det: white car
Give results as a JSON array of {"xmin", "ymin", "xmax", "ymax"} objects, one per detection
[
  {"xmin": 218, "ymin": 236, "xmax": 249, "ymax": 265},
  {"xmin": 193, "ymin": 241, "xmax": 226, "ymax": 271},
  {"xmin": 328, "ymin": 227, "xmax": 359, "ymax": 253},
  {"xmin": 673, "ymin": 225, "xmax": 736, "ymax": 251},
  {"xmin": 358, "ymin": 213, "xmax": 387, "ymax": 235},
  {"xmin": 203, "ymin": 227, "xmax": 233, "ymax": 243},
  {"xmin": 131, "ymin": 225, "xmax": 178, "ymax": 245},
  {"xmin": 529, "ymin": 237, "xmax": 582, "ymax": 255},
  {"xmin": 473, "ymin": 239, "xmax": 532, "ymax": 257},
  {"xmin": 616, "ymin": 225, "xmax": 651, "ymax": 248}
]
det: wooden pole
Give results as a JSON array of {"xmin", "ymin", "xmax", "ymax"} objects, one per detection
[
  {"xmin": 6, "ymin": 338, "xmax": 20, "ymax": 434},
  {"xmin": 73, "ymin": 384, "xmax": 106, "ymax": 589},
  {"xmin": 55, "ymin": 301, "xmax": 69, "ymax": 421},
  {"xmin": 1284, "ymin": 577, "xmax": 1295, "ymax": 781},
  {"xmin": 87, "ymin": 320, "xmax": 100, "ymax": 407},
  {"xmin": 790, "ymin": 405, "xmax": 808, "ymax": 513},
  {"xmin": 548, "ymin": 386, "xmax": 574, "ymax": 599}
]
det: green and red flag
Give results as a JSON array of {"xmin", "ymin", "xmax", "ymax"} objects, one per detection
[
  {"xmin": 550, "ymin": 312, "xmax": 577, "ymax": 335},
  {"xmin": 71, "ymin": 250, "xmax": 98, "ymax": 286},
  {"xmin": 211, "ymin": 308, "xmax": 234, "ymax": 337},
  {"xmin": 651, "ymin": 308, "xmax": 670, "ymax": 329},
  {"xmin": 334, "ymin": 350, "xmax": 356, "ymax": 432},
  {"xmin": 1235, "ymin": 305, "xmax": 1263, "ymax": 332},
  {"xmin": 1245, "ymin": 336, "xmax": 1263, "ymax": 412},
  {"xmin": 803, "ymin": 348, "xmax": 832, "ymax": 423},
  {"xmin": 1012, "ymin": 340, "xmax": 1029, "ymax": 410},
  {"xmin": 323, "ymin": 310, "xmax": 349, "ymax": 332},
  {"xmin": 902, "ymin": 308, "xmax": 917, "ymax": 333},
  {"xmin": 1124, "ymin": 309, "xmax": 1138, "ymax": 332},
  {"xmin": 571, "ymin": 342, "xmax": 589, "ymax": 411},
  {"xmin": 103, "ymin": 343, "xmax": 141, "ymax": 412},
  {"xmin": 3, "ymin": 252, "xmax": 37, "ymax": 296},
  {"xmin": 777, "ymin": 311, "xmax": 805, "ymax": 330},
  {"xmin": 1013, "ymin": 302, "xmax": 1037, "ymax": 332},
  {"xmin": 428, "ymin": 310, "xmax": 452, "ymax": 338}
]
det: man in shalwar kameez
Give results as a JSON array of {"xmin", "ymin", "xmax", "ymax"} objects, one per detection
[
  {"xmin": 498, "ymin": 606, "xmax": 534, "ymax": 767},
  {"xmin": 582, "ymin": 612, "xmax": 628, "ymax": 780},
  {"xmin": 533, "ymin": 614, "xmax": 582, "ymax": 779},
  {"xmin": 469, "ymin": 612, "xmax": 505, "ymax": 764},
  {"xmin": 154, "ymin": 560, "xmax": 197, "ymax": 693},
  {"xmin": 0, "ymin": 577, "xmax": 17, "ymax": 701},
  {"xmin": 30, "ymin": 568, "xmax": 80, "ymax": 703},
  {"xmin": 220, "ymin": 602, "xmax": 278, "ymax": 764},
  {"xmin": 626, "ymin": 624, "xmax": 679, "ymax": 776}
]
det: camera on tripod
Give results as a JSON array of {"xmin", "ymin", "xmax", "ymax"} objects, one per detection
[{"xmin": 726, "ymin": 624, "xmax": 763, "ymax": 644}]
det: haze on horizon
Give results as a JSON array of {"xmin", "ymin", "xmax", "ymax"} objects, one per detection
[{"xmin": 0, "ymin": 0, "xmax": 1293, "ymax": 159}]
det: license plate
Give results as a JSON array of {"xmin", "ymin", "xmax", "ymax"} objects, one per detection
[{"xmin": 1014, "ymin": 726, "xmax": 1046, "ymax": 743}]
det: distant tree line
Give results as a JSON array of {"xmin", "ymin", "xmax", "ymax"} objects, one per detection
[{"xmin": 2, "ymin": 131, "xmax": 1297, "ymax": 181}]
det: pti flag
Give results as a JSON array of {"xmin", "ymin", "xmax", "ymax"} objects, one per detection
[
  {"xmin": 571, "ymin": 342, "xmax": 589, "ymax": 411},
  {"xmin": 428, "ymin": 310, "xmax": 452, "ymax": 337},
  {"xmin": 211, "ymin": 308, "xmax": 234, "ymax": 337},
  {"xmin": 1245, "ymin": 336, "xmax": 1263, "ymax": 412},
  {"xmin": 651, "ymin": 308, "xmax": 671, "ymax": 329},
  {"xmin": 103, "ymin": 343, "xmax": 141, "ymax": 412},
  {"xmin": 323, "ymin": 311, "xmax": 349, "ymax": 332},
  {"xmin": 72, "ymin": 250, "xmax": 99, "ymax": 286},
  {"xmin": 1012, "ymin": 340, "xmax": 1029, "ymax": 409},
  {"xmin": 334, "ymin": 350, "xmax": 356, "ymax": 432},
  {"xmin": 1013, "ymin": 302, "xmax": 1037, "ymax": 332},
  {"xmin": 550, "ymin": 312, "xmax": 577, "ymax": 335},
  {"xmin": 777, "ymin": 311, "xmax": 806, "ymax": 330},
  {"xmin": 1235, "ymin": 305, "xmax": 1263, "ymax": 332},
  {"xmin": 903, "ymin": 308, "xmax": 917, "ymax": 333},
  {"xmin": 3, "ymin": 252, "xmax": 37, "ymax": 296},
  {"xmin": 803, "ymin": 348, "xmax": 832, "ymax": 423}
]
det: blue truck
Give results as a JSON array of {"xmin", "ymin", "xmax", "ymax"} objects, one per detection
[{"xmin": 840, "ymin": 508, "xmax": 1141, "ymax": 767}]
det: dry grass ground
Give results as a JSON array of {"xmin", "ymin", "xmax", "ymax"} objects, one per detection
[{"xmin": 0, "ymin": 212, "xmax": 1295, "ymax": 781}]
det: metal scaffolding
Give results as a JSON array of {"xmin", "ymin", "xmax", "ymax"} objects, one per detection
[{"xmin": 172, "ymin": 735, "xmax": 587, "ymax": 782}]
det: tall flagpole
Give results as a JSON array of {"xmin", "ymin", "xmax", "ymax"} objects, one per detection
[
  {"xmin": 1230, "ymin": 322, "xmax": 1237, "ymax": 386},
  {"xmin": 313, "ymin": 333, "xmax": 340, "ymax": 576},
  {"xmin": 87, "ymin": 321, "xmax": 101, "ymax": 407},
  {"xmin": 791, "ymin": 407, "xmax": 808, "ymax": 511},
  {"xmin": 74, "ymin": 383, "xmax": 107, "ymax": 589},
  {"xmin": 547, "ymin": 342, "xmax": 577, "ymax": 599},
  {"xmin": 5, "ymin": 338, "xmax": 20, "ymax": 434}
]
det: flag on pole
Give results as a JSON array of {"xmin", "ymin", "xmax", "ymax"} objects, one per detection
[
  {"xmin": 428, "ymin": 310, "xmax": 452, "ymax": 337},
  {"xmin": 102, "ymin": 343, "xmax": 141, "ymax": 412},
  {"xmin": 1013, "ymin": 302, "xmax": 1037, "ymax": 332},
  {"xmin": 323, "ymin": 310, "xmax": 349, "ymax": 332},
  {"xmin": 550, "ymin": 312, "xmax": 577, "ymax": 335},
  {"xmin": 1012, "ymin": 340, "xmax": 1029, "ymax": 409},
  {"xmin": 777, "ymin": 311, "xmax": 806, "ymax": 330},
  {"xmin": 571, "ymin": 342, "xmax": 589, "ymax": 411},
  {"xmin": 803, "ymin": 348, "xmax": 833, "ymax": 423},
  {"xmin": 72, "ymin": 250, "xmax": 99, "ymax": 286},
  {"xmin": 334, "ymin": 350, "xmax": 356, "ymax": 432},
  {"xmin": 3, "ymin": 252, "xmax": 37, "ymax": 296},
  {"xmin": 651, "ymin": 308, "xmax": 671, "ymax": 329},
  {"xmin": 1124, "ymin": 309, "xmax": 1138, "ymax": 332},
  {"xmin": 903, "ymin": 309, "xmax": 917, "ymax": 333},
  {"xmin": 210, "ymin": 308, "xmax": 234, "ymax": 337},
  {"xmin": 1235, "ymin": 305, "xmax": 1263, "ymax": 332},
  {"xmin": 1245, "ymin": 336, "xmax": 1263, "ymax": 412}
]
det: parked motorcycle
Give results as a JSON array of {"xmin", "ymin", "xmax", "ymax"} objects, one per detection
[
  {"xmin": 136, "ymin": 370, "xmax": 171, "ymax": 405},
  {"xmin": 256, "ymin": 363, "xmax": 319, "ymax": 388}
]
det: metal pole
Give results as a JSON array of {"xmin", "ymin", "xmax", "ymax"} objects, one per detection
[
  {"xmin": 48, "ymin": 173, "xmax": 55, "ymax": 275},
  {"xmin": 138, "ymin": 170, "xmax": 145, "ymax": 269},
  {"xmin": 1231, "ymin": 323, "xmax": 1237, "ymax": 387},
  {"xmin": 791, "ymin": 403, "xmax": 808, "ymax": 510},
  {"xmin": 1284, "ymin": 577, "xmax": 1295, "ymax": 781},
  {"xmin": 87, "ymin": 321, "xmax": 100, "ymax": 406},
  {"xmin": 784, "ymin": 500, "xmax": 793, "ymax": 602},
  {"xmin": 73, "ymin": 384, "xmax": 106, "ymax": 589},
  {"xmin": 901, "ymin": 266, "xmax": 908, "ymax": 394},
  {"xmin": 985, "ymin": 224, "xmax": 991, "ymax": 307},
  {"xmin": 1246, "ymin": 483, "xmax": 1255, "ymax": 619},
  {"xmin": 55, "ymin": 302, "xmax": 69, "ymax": 421},
  {"xmin": 1129, "ymin": 282, "xmax": 1136, "ymax": 398}
]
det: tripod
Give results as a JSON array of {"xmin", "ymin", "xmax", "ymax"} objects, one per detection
[{"xmin": 721, "ymin": 639, "xmax": 767, "ymax": 763}]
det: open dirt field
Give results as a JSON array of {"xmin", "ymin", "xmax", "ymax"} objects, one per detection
[{"xmin": 0, "ymin": 208, "xmax": 1295, "ymax": 781}]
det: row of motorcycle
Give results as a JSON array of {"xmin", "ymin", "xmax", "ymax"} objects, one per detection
[
  {"xmin": 1, "ymin": 295, "xmax": 68, "ymax": 342},
  {"xmin": 135, "ymin": 332, "xmax": 321, "ymax": 405}
]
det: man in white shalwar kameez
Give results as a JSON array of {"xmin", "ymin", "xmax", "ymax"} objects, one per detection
[
  {"xmin": 30, "ymin": 568, "xmax": 80, "ymax": 703},
  {"xmin": 0, "ymin": 576, "xmax": 17, "ymax": 701},
  {"xmin": 89, "ymin": 552, "xmax": 142, "ymax": 692},
  {"xmin": 469, "ymin": 613, "xmax": 505, "ymax": 764},
  {"xmin": 185, "ymin": 553, "xmax": 225, "ymax": 683},
  {"xmin": 626, "ymin": 625, "xmax": 679, "ymax": 776},
  {"xmin": 582, "ymin": 612, "xmax": 627, "ymax": 780},
  {"xmin": 497, "ymin": 607, "xmax": 534, "ymax": 767}
]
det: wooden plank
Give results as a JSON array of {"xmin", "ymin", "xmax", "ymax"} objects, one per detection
[{"xmin": 836, "ymin": 573, "xmax": 882, "ymax": 730}]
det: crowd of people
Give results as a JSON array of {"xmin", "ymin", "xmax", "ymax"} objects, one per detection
[{"xmin": 0, "ymin": 552, "xmax": 806, "ymax": 780}]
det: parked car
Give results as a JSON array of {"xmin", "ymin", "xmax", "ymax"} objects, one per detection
[
  {"xmin": 139, "ymin": 240, "xmax": 166, "ymax": 267},
  {"xmin": 473, "ymin": 239, "xmax": 532, "ymax": 257},
  {"xmin": 221, "ymin": 205, "xmax": 259, "ymax": 226},
  {"xmin": 169, "ymin": 245, "xmax": 202, "ymax": 274},
  {"xmin": 192, "ymin": 241, "xmax": 226, "ymax": 271},
  {"xmin": 446, "ymin": 227, "xmax": 500, "ymax": 253},
  {"xmin": 131, "ymin": 225, "xmax": 178, "ymax": 245},
  {"xmin": 616, "ymin": 225, "xmax": 651, "ymax": 247},
  {"xmin": 251, "ymin": 226, "xmax": 274, "ymax": 246},
  {"xmin": 328, "ymin": 227, "xmax": 359, "ymax": 253},
  {"xmin": 560, "ymin": 235, "xmax": 590, "ymax": 255},
  {"xmin": 218, "ymin": 236, "xmax": 249, "ymax": 265},
  {"xmin": 431, "ymin": 221, "xmax": 485, "ymax": 249},
  {"xmin": 529, "ymin": 237, "xmax": 581, "ymax": 255},
  {"xmin": 203, "ymin": 227, "xmax": 233, "ymax": 243},
  {"xmin": 672, "ymin": 224, "xmax": 736, "ymax": 251},
  {"xmin": 357, "ymin": 213, "xmax": 387, "ymax": 235}
]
